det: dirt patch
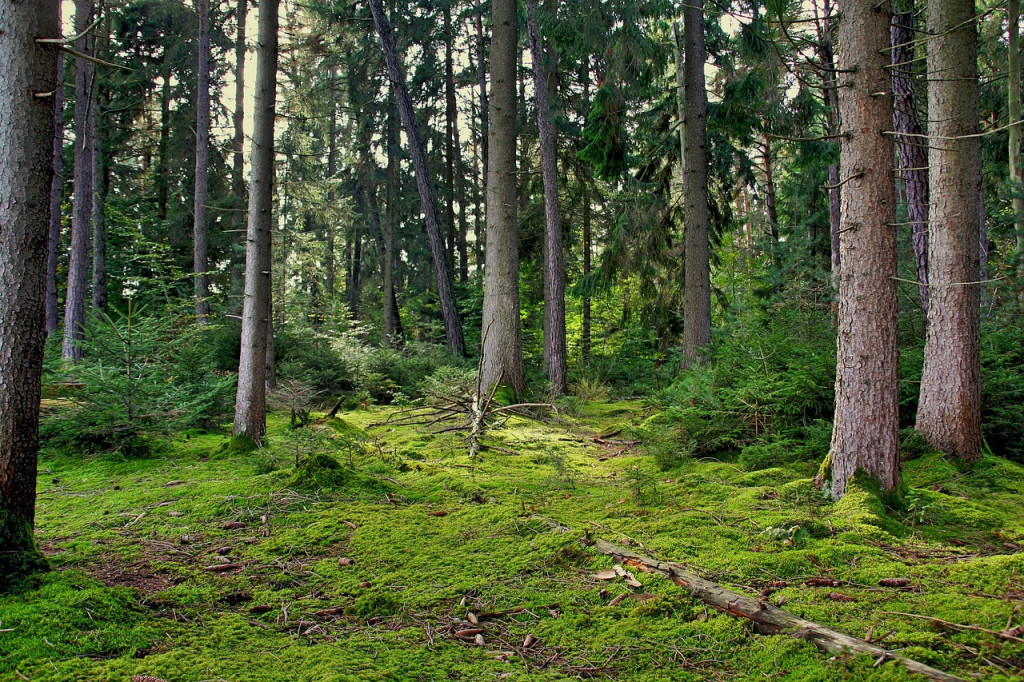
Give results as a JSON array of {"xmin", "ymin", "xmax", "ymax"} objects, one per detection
[{"xmin": 85, "ymin": 560, "xmax": 178, "ymax": 593}]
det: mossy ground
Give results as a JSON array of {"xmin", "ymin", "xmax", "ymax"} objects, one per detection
[{"xmin": 2, "ymin": 402, "xmax": 1023, "ymax": 680}]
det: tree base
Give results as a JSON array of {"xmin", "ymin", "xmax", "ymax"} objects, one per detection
[{"xmin": 0, "ymin": 512, "xmax": 49, "ymax": 593}]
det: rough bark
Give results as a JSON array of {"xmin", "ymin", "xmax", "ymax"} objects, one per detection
[
  {"xmin": 915, "ymin": 0, "xmax": 982, "ymax": 462},
  {"xmin": 193, "ymin": 0, "xmax": 212, "ymax": 320},
  {"xmin": 44, "ymin": 8, "xmax": 63, "ymax": 335},
  {"xmin": 368, "ymin": 0, "xmax": 466, "ymax": 357},
  {"xmin": 229, "ymin": 0, "xmax": 247, "ymax": 314},
  {"xmin": 480, "ymin": 0, "xmax": 526, "ymax": 395},
  {"xmin": 0, "ymin": 0, "xmax": 60, "ymax": 587},
  {"xmin": 593, "ymin": 540, "xmax": 962, "ymax": 682},
  {"xmin": 233, "ymin": 0, "xmax": 279, "ymax": 444},
  {"xmin": 383, "ymin": 96, "xmax": 399, "ymax": 346},
  {"xmin": 475, "ymin": 1, "xmax": 488, "ymax": 268},
  {"xmin": 62, "ymin": 0, "xmax": 94, "ymax": 361},
  {"xmin": 891, "ymin": 1, "xmax": 930, "ymax": 313},
  {"xmin": 828, "ymin": 0, "xmax": 899, "ymax": 499},
  {"xmin": 680, "ymin": 0, "xmax": 711, "ymax": 367},
  {"xmin": 527, "ymin": 0, "xmax": 567, "ymax": 396},
  {"xmin": 1010, "ymin": 0, "xmax": 1024, "ymax": 264}
]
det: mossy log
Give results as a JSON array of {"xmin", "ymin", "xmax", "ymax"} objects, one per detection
[{"xmin": 593, "ymin": 539, "xmax": 962, "ymax": 682}]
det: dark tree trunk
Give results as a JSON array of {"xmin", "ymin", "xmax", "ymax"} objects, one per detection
[
  {"xmin": 828, "ymin": 0, "xmax": 899, "ymax": 499},
  {"xmin": 680, "ymin": 0, "xmax": 710, "ymax": 366},
  {"xmin": 444, "ymin": 5, "xmax": 457, "ymax": 270},
  {"xmin": 383, "ymin": 96, "xmax": 401, "ymax": 346},
  {"xmin": 916, "ymin": 0, "xmax": 982, "ymax": 462},
  {"xmin": 581, "ymin": 65, "xmax": 592, "ymax": 368},
  {"xmin": 157, "ymin": 50, "xmax": 170, "ymax": 222},
  {"xmin": 229, "ymin": 0, "xmax": 247, "ymax": 314},
  {"xmin": 233, "ymin": 0, "xmax": 279, "ymax": 443},
  {"xmin": 527, "ymin": 0, "xmax": 567, "ymax": 396},
  {"xmin": 62, "ymin": 0, "xmax": 94, "ymax": 362},
  {"xmin": 368, "ymin": 0, "xmax": 466, "ymax": 357},
  {"xmin": 0, "ymin": 0, "xmax": 60, "ymax": 587},
  {"xmin": 480, "ymin": 0, "xmax": 526, "ymax": 395},
  {"xmin": 762, "ymin": 136, "xmax": 780, "ymax": 255},
  {"xmin": 193, "ymin": 0, "xmax": 212, "ymax": 320},
  {"xmin": 816, "ymin": 0, "xmax": 841, "ymax": 273},
  {"xmin": 891, "ymin": 0, "xmax": 930, "ymax": 313},
  {"xmin": 475, "ymin": 0, "xmax": 489, "ymax": 239},
  {"xmin": 325, "ymin": 67, "xmax": 338, "ymax": 300},
  {"xmin": 1010, "ymin": 0, "xmax": 1024, "ymax": 263},
  {"xmin": 45, "ymin": 18, "xmax": 64, "ymax": 336}
]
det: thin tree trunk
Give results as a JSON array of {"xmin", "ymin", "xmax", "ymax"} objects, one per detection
[
  {"xmin": 673, "ymin": 22, "xmax": 685, "ymax": 202},
  {"xmin": 475, "ymin": 1, "xmax": 488, "ymax": 270},
  {"xmin": 1009, "ymin": 0, "xmax": 1024, "ymax": 263},
  {"xmin": 383, "ymin": 95, "xmax": 399, "ymax": 346},
  {"xmin": 916, "ymin": 0, "xmax": 982, "ymax": 462},
  {"xmin": 891, "ymin": 0, "xmax": 930, "ymax": 313},
  {"xmin": 827, "ymin": 0, "xmax": 899, "ymax": 499},
  {"xmin": 62, "ymin": 0, "xmax": 94, "ymax": 361},
  {"xmin": 0, "ymin": 0, "xmax": 60, "ymax": 586},
  {"xmin": 444, "ymin": 5, "xmax": 457, "ymax": 269},
  {"xmin": 325, "ymin": 67, "xmax": 338, "ymax": 300},
  {"xmin": 193, "ymin": 0, "xmax": 212, "ymax": 320},
  {"xmin": 680, "ymin": 0, "xmax": 711, "ymax": 367},
  {"xmin": 233, "ymin": 0, "xmax": 279, "ymax": 443},
  {"xmin": 816, "ymin": 0, "xmax": 841, "ymax": 274},
  {"xmin": 157, "ymin": 50, "xmax": 170, "ymax": 222},
  {"xmin": 89, "ymin": 78, "xmax": 106, "ymax": 312},
  {"xmin": 527, "ymin": 0, "xmax": 567, "ymax": 395},
  {"xmin": 368, "ymin": 0, "xmax": 466, "ymax": 357},
  {"xmin": 230, "ymin": 0, "xmax": 247, "ymax": 314},
  {"xmin": 581, "ymin": 65, "xmax": 592, "ymax": 369},
  {"xmin": 762, "ymin": 135, "xmax": 781, "ymax": 263},
  {"xmin": 480, "ymin": 0, "xmax": 526, "ymax": 395},
  {"xmin": 45, "ymin": 17, "xmax": 64, "ymax": 336}
]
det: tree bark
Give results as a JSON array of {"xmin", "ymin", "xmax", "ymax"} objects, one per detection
[
  {"xmin": 475, "ymin": 0, "xmax": 489, "ymax": 239},
  {"xmin": 383, "ymin": 94, "xmax": 400, "ymax": 346},
  {"xmin": 233, "ymin": 0, "xmax": 279, "ymax": 444},
  {"xmin": 828, "ymin": 0, "xmax": 899, "ymax": 499},
  {"xmin": 915, "ymin": 0, "xmax": 982, "ymax": 462},
  {"xmin": 156, "ymin": 49, "xmax": 170, "ymax": 222},
  {"xmin": 444, "ymin": 5, "xmax": 458, "ymax": 271},
  {"xmin": 89, "ymin": 75, "xmax": 105, "ymax": 312},
  {"xmin": 230, "ymin": 0, "xmax": 247, "ymax": 314},
  {"xmin": 0, "ymin": 0, "xmax": 60, "ymax": 587},
  {"xmin": 62, "ymin": 0, "xmax": 94, "ymax": 362},
  {"xmin": 480, "ymin": 0, "xmax": 526, "ymax": 395},
  {"xmin": 581, "ymin": 66, "xmax": 592, "ymax": 369},
  {"xmin": 527, "ymin": 0, "xmax": 567, "ymax": 396},
  {"xmin": 193, "ymin": 0, "xmax": 212, "ymax": 320},
  {"xmin": 680, "ymin": 0, "xmax": 710, "ymax": 367},
  {"xmin": 369, "ymin": 0, "xmax": 465, "ymax": 357},
  {"xmin": 325, "ymin": 66, "xmax": 338, "ymax": 300},
  {"xmin": 1010, "ymin": 0, "xmax": 1024, "ymax": 265},
  {"xmin": 762, "ymin": 135, "xmax": 781, "ymax": 264},
  {"xmin": 891, "ymin": 0, "xmax": 930, "ymax": 313},
  {"xmin": 45, "ymin": 8, "xmax": 64, "ymax": 335},
  {"xmin": 815, "ymin": 0, "xmax": 841, "ymax": 274}
]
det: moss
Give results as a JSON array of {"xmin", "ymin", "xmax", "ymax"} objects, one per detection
[
  {"xmin": 0, "ymin": 510, "xmax": 49, "ymax": 593},
  {"xmin": 219, "ymin": 433, "xmax": 258, "ymax": 456}
]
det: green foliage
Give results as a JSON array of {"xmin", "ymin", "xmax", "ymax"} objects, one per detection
[{"xmin": 42, "ymin": 305, "xmax": 234, "ymax": 452}]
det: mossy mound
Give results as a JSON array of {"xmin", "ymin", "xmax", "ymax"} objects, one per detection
[{"xmin": 289, "ymin": 453, "xmax": 383, "ymax": 493}]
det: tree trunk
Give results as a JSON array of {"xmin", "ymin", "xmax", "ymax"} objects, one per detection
[
  {"xmin": 816, "ymin": 0, "xmax": 841, "ymax": 274},
  {"xmin": 680, "ymin": 0, "xmax": 710, "ymax": 367},
  {"xmin": 475, "ymin": 1, "xmax": 488, "ymax": 275},
  {"xmin": 325, "ymin": 67, "xmax": 338, "ymax": 300},
  {"xmin": 0, "ymin": 0, "xmax": 60, "ymax": 587},
  {"xmin": 157, "ymin": 50, "xmax": 170, "ymax": 222},
  {"xmin": 383, "ymin": 95, "xmax": 400, "ymax": 346},
  {"xmin": 828, "ymin": 0, "xmax": 899, "ymax": 499},
  {"xmin": 230, "ymin": 0, "xmax": 247, "ymax": 314},
  {"xmin": 1010, "ymin": 0, "xmax": 1024, "ymax": 264},
  {"xmin": 62, "ymin": 0, "xmax": 94, "ymax": 362},
  {"xmin": 233, "ymin": 0, "xmax": 279, "ymax": 444},
  {"xmin": 891, "ymin": 0, "xmax": 930, "ymax": 313},
  {"xmin": 581, "ymin": 66, "xmax": 592, "ymax": 369},
  {"xmin": 762, "ymin": 135, "xmax": 781, "ymax": 263},
  {"xmin": 193, "ymin": 0, "xmax": 212, "ymax": 320},
  {"xmin": 368, "ymin": 0, "xmax": 466, "ymax": 357},
  {"xmin": 45, "ymin": 9, "xmax": 64, "ymax": 335},
  {"xmin": 916, "ymin": 0, "xmax": 982, "ymax": 462},
  {"xmin": 527, "ymin": 0, "xmax": 567, "ymax": 396},
  {"xmin": 89, "ymin": 78, "xmax": 106, "ymax": 312},
  {"xmin": 480, "ymin": 0, "xmax": 526, "ymax": 395},
  {"xmin": 444, "ymin": 5, "xmax": 457, "ymax": 270}
]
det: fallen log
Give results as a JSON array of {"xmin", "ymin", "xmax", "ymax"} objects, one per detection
[{"xmin": 594, "ymin": 539, "xmax": 962, "ymax": 682}]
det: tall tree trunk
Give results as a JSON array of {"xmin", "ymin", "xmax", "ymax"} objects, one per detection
[
  {"xmin": 816, "ymin": 0, "xmax": 841, "ymax": 274},
  {"xmin": 0, "ymin": 0, "xmax": 60, "ymax": 587},
  {"xmin": 193, "ymin": 0, "xmax": 212, "ymax": 320},
  {"xmin": 444, "ymin": 5, "xmax": 457, "ymax": 270},
  {"xmin": 581, "ymin": 65, "xmax": 592, "ymax": 369},
  {"xmin": 89, "ymin": 80, "xmax": 106, "ymax": 312},
  {"xmin": 325, "ymin": 67, "xmax": 338, "ymax": 300},
  {"xmin": 480, "ymin": 0, "xmax": 526, "ymax": 395},
  {"xmin": 62, "ymin": 0, "xmax": 94, "ymax": 361},
  {"xmin": 230, "ymin": 0, "xmax": 247, "ymax": 314},
  {"xmin": 368, "ymin": 0, "xmax": 466, "ymax": 357},
  {"xmin": 156, "ymin": 50, "xmax": 170, "ymax": 222},
  {"xmin": 827, "ymin": 0, "xmax": 899, "ymax": 499},
  {"xmin": 233, "ymin": 0, "xmax": 279, "ymax": 443},
  {"xmin": 348, "ymin": 221, "xmax": 362, "ymax": 317},
  {"xmin": 475, "ymin": 1, "xmax": 488, "ymax": 271},
  {"xmin": 762, "ymin": 135, "xmax": 781, "ymax": 264},
  {"xmin": 45, "ymin": 14, "xmax": 64, "ymax": 336},
  {"xmin": 383, "ymin": 97, "xmax": 400, "ymax": 346},
  {"xmin": 680, "ymin": 0, "xmax": 710, "ymax": 367},
  {"xmin": 1009, "ymin": 0, "xmax": 1024, "ymax": 264},
  {"xmin": 891, "ymin": 0, "xmax": 930, "ymax": 313},
  {"xmin": 527, "ymin": 0, "xmax": 567, "ymax": 395},
  {"xmin": 672, "ymin": 22, "xmax": 685, "ymax": 202},
  {"xmin": 916, "ymin": 0, "xmax": 982, "ymax": 462}
]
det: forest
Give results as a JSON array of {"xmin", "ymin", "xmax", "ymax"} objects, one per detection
[{"xmin": 1, "ymin": 0, "xmax": 1023, "ymax": 678}]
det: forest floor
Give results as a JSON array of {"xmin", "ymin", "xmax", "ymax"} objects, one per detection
[{"xmin": 3, "ymin": 400, "xmax": 1024, "ymax": 681}]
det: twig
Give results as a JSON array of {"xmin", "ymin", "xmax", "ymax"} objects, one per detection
[{"xmin": 881, "ymin": 611, "xmax": 1024, "ymax": 643}]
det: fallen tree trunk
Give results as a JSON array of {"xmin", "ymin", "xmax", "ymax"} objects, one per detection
[{"xmin": 593, "ymin": 539, "xmax": 962, "ymax": 682}]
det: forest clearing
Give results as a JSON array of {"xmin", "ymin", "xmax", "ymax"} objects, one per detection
[
  {"xmin": 3, "ymin": 0, "xmax": 1024, "ymax": 679},
  {"xmin": 2, "ymin": 403, "xmax": 1024, "ymax": 681}
]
